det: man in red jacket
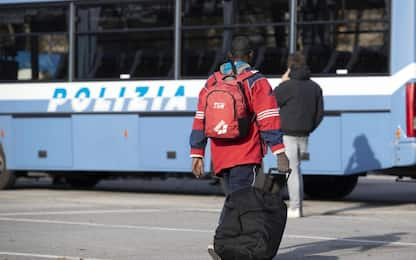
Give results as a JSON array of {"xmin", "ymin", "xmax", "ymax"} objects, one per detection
[
  {"xmin": 189, "ymin": 36, "xmax": 289, "ymax": 259},
  {"xmin": 189, "ymin": 35, "xmax": 289, "ymax": 259}
]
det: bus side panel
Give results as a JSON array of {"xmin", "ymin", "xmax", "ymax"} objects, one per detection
[
  {"xmin": 0, "ymin": 116, "xmax": 15, "ymax": 169},
  {"xmin": 13, "ymin": 117, "xmax": 73, "ymax": 169},
  {"xmin": 341, "ymin": 112, "xmax": 392, "ymax": 174},
  {"xmin": 263, "ymin": 116, "xmax": 343, "ymax": 175},
  {"xmin": 137, "ymin": 115, "xmax": 200, "ymax": 172},
  {"xmin": 395, "ymin": 142, "xmax": 416, "ymax": 166},
  {"xmin": 72, "ymin": 114, "xmax": 139, "ymax": 171},
  {"xmin": 301, "ymin": 115, "xmax": 342, "ymax": 174}
]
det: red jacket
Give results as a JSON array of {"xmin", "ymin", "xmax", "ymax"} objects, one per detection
[{"xmin": 190, "ymin": 65, "xmax": 285, "ymax": 174}]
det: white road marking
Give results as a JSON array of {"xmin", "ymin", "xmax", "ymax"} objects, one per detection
[
  {"xmin": 0, "ymin": 217, "xmax": 211, "ymax": 233},
  {"xmin": 1, "ymin": 206, "xmax": 414, "ymax": 218},
  {"xmin": 0, "ymin": 209, "xmax": 163, "ymax": 216},
  {"xmin": 0, "ymin": 251, "xmax": 107, "ymax": 260},
  {"xmin": 180, "ymin": 208, "xmax": 221, "ymax": 213},
  {"xmin": 1, "ymin": 217, "xmax": 416, "ymax": 247},
  {"xmin": 0, "ymin": 208, "xmax": 220, "ymax": 217}
]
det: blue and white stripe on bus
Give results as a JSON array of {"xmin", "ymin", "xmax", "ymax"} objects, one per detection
[{"xmin": 0, "ymin": 63, "xmax": 414, "ymax": 113}]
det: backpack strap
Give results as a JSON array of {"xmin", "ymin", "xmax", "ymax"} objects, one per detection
[
  {"xmin": 212, "ymin": 71, "xmax": 224, "ymax": 83},
  {"xmin": 236, "ymin": 70, "xmax": 257, "ymax": 82},
  {"xmin": 236, "ymin": 70, "xmax": 258, "ymax": 122}
]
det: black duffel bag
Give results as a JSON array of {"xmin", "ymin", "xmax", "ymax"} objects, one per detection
[{"xmin": 214, "ymin": 169, "xmax": 289, "ymax": 260}]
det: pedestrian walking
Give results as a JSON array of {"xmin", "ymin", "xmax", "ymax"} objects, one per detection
[{"xmin": 273, "ymin": 51, "xmax": 324, "ymax": 218}]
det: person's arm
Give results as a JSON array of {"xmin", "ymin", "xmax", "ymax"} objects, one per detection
[
  {"xmin": 281, "ymin": 68, "xmax": 291, "ymax": 82},
  {"xmin": 273, "ymin": 68, "xmax": 290, "ymax": 106},
  {"xmin": 189, "ymin": 82, "xmax": 209, "ymax": 178},
  {"xmin": 273, "ymin": 80, "xmax": 290, "ymax": 108},
  {"xmin": 312, "ymin": 85, "xmax": 324, "ymax": 131},
  {"xmin": 250, "ymin": 75, "xmax": 289, "ymax": 172},
  {"xmin": 251, "ymin": 76, "xmax": 284, "ymax": 152}
]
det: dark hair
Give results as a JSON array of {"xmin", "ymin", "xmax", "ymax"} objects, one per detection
[
  {"xmin": 287, "ymin": 51, "xmax": 306, "ymax": 69},
  {"xmin": 229, "ymin": 36, "xmax": 253, "ymax": 59}
]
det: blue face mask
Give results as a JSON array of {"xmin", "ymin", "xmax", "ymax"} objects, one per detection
[{"xmin": 223, "ymin": 61, "xmax": 249, "ymax": 74}]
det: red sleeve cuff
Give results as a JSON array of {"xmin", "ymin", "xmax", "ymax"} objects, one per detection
[
  {"xmin": 190, "ymin": 148, "xmax": 205, "ymax": 158},
  {"xmin": 271, "ymin": 143, "xmax": 285, "ymax": 154}
]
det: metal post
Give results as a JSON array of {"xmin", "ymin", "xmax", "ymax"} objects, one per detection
[
  {"xmin": 222, "ymin": 0, "xmax": 234, "ymax": 53},
  {"xmin": 289, "ymin": 0, "xmax": 297, "ymax": 53},
  {"xmin": 68, "ymin": 1, "xmax": 75, "ymax": 81},
  {"xmin": 174, "ymin": 0, "xmax": 182, "ymax": 79}
]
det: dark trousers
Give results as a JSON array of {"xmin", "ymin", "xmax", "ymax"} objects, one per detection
[
  {"xmin": 218, "ymin": 164, "xmax": 260, "ymax": 224},
  {"xmin": 221, "ymin": 164, "xmax": 260, "ymax": 195}
]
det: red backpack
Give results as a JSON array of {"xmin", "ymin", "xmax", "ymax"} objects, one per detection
[{"xmin": 203, "ymin": 70, "xmax": 255, "ymax": 140}]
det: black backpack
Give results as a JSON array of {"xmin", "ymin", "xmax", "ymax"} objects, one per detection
[{"xmin": 213, "ymin": 171, "xmax": 288, "ymax": 260}]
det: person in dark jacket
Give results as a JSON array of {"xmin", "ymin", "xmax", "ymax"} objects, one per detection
[{"xmin": 273, "ymin": 51, "xmax": 324, "ymax": 218}]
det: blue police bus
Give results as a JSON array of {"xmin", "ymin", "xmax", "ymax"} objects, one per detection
[{"xmin": 0, "ymin": 0, "xmax": 414, "ymax": 198}]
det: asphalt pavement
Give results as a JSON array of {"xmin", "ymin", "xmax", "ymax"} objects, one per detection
[{"xmin": 0, "ymin": 174, "xmax": 415, "ymax": 260}]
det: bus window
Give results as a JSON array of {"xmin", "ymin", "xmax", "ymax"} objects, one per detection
[
  {"xmin": 0, "ymin": 6, "xmax": 68, "ymax": 81},
  {"xmin": 182, "ymin": 0, "xmax": 224, "ymax": 26},
  {"xmin": 297, "ymin": 0, "xmax": 389, "ymax": 75},
  {"xmin": 181, "ymin": 28, "xmax": 224, "ymax": 77},
  {"xmin": 181, "ymin": 0, "xmax": 290, "ymax": 78},
  {"xmin": 75, "ymin": 0, "xmax": 174, "ymax": 80}
]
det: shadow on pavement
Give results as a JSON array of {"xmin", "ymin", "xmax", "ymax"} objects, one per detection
[
  {"xmin": 276, "ymin": 232, "xmax": 408, "ymax": 260},
  {"xmin": 13, "ymin": 176, "xmax": 226, "ymax": 196}
]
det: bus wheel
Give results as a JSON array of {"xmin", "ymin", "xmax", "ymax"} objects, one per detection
[
  {"xmin": 303, "ymin": 175, "xmax": 358, "ymax": 199},
  {"xmin": 65, "ymin": 175, "xmax": 101, "ymax": 189},
  {"xmin": 0, "ymin": 145, "xmax": 16, "ymax": 190}
]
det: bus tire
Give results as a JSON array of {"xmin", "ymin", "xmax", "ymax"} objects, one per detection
[
  {"xmin": 65, "ymin": 175, "xmax": 101, "ymax": 189},
  {"xmin": 303, "ymin": 175, "xmax": 358, "ymax": 199},
  {"xmin": 0, "ymin": 145, "xmax": 16, "ymax": 190}
]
